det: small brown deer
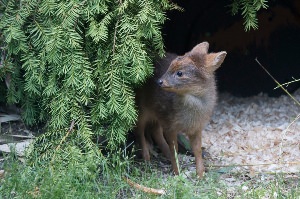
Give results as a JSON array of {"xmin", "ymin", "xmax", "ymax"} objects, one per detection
[{"xmin": 135, "ymin": 42, "xmax": 226, "ymax": 178}]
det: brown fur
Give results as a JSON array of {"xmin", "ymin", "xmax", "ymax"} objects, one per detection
[{"xmin": 135, "ymin": 42, "xmax": 226, "ymax": 178}]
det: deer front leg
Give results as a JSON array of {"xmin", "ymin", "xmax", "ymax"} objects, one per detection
[
  {"xmin": 165, "ymin": 132, "xmax": 179, "ymax": 175},
  {"xmin": 189, "ymin": 132, "xmax": 205, "ymax": 178},
  {"xmin": 151, "ymin": 124, "xmax": 171, "ymax": 159}
]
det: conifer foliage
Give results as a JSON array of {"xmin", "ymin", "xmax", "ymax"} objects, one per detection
[
  {"xmin": 0, "ymin": 0, "xmax": 173, "ymax": 160},
  {"xmin": 230, "ymin": 0, "xmax": 268, "ymax": 31}
]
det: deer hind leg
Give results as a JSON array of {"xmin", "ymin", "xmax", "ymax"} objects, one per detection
[
  {"xmin": 165, "ymin": 131, "xmax": 179, "ymax": 175},
  {"xmin": 189, "ymin": 132, "xmax": 205, "ymax": 178},
  {"xmin": 135, "ymin": 115, "xmax": 150, "ymax": 161},
  {"xmin": 151, "ymin": 124, "xmax": 171, "ymax": 159}
]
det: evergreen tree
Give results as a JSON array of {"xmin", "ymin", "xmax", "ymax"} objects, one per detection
[
  {"xmin": 0, "ymin": 0, "xmax": 175, "ymax": 162},
  {"xmin": 0, "ymin": 0, "xmax": 267, "ymax": 161}
]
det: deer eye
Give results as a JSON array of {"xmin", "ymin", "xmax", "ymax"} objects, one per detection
[{"xmin": 176, "ymin": 71, "xmax": 183, "ymax": 77}]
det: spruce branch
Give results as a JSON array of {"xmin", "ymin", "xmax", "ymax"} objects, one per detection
[{"xmin": 230, "ymin": 0, "xmax": 269, "ymax": 31}]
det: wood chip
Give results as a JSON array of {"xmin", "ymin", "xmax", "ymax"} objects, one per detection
[{"xmin": 202, "ymin": 92, "xmax": 300, "ymax": 172}]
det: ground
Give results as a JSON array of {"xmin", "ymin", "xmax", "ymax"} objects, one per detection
[{"xmin": 0, "ymin": 91, "xmax": 300, "ymax": 198}]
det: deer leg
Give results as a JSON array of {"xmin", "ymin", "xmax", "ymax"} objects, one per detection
[
  {"xmin": 189, "ymin": 132, "xmax": 205, "ymax": 178},
  {"xmin": 165, "ymin": 132, "xmax": 179, "ymax": 175},
  {"xmin": 136, "ymin": 117, "xmax": 150, "ymax": 161},
  {"xmin": 151, "ymin": 124, "xmax": 171, "ymax": 159}
]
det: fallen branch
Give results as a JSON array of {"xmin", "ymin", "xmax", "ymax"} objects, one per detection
[{"xmin": 123, "ymin": 176, "xmax": 166, "ymax": 195}]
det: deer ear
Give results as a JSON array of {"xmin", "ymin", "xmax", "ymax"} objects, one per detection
[
  {"xmin": 190, "ymin": 42, "xmax": 209, "ymax": 57},
  {"xmin": 205, "ymin": 51, "xmax": 227, "ymax": 71}
]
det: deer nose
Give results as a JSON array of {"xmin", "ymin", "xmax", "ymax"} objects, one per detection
[{"xmin": 158, "ymin": 79, "xmax": 163, "ymax": 86}]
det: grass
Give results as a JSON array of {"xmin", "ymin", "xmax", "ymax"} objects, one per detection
[{"xmin": 0, "ymin": 148, "xmax": 299, "ymax": 199}]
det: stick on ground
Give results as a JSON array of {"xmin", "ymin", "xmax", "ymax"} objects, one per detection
[{"xmin": 123, "ymin": 176, "xmax": 166, "ymax": 195}]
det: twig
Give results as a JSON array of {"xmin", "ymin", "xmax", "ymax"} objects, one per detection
[
  {"xmin": 123, "ymin": 176, "xmax": 166, "ymax": 195},
  {"xmin": 57, "ymin": 120, "xmax": 75, "ymax": 150},
  {"xmin": 112, "ymin": 0, "xmax": 123, "ymax": 55},
  {"xmin": 50, "ymin": 121, "xmax": 75, "ymax": 164},
  {"xmin": 274, "ymin": 78, "xmax": 300, "ymax": 89},
  {"xmin": 112, "ymin": 20, "xmax": 119, "ymax": 55},
  {"xmin": 0, "ymin": 170, "xmax": 5, "ymax": 178},
  {"xmin": 283, "ymin": 113, "xmax": 300, "ymax": 132},
  {"xmin": 255, "ymin": 58, "xmax": 300, "ymax": 107}
]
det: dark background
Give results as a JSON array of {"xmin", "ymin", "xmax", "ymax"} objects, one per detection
[{"xmin": 162, "ymin": 0, "xmax": 300, "ymax": 97}]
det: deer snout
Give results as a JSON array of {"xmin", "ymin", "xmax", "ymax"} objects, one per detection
[
  {"xmin": 157, "ymin": 79, "xmax": 170, "ymax": 89},
  {"xmin": 158, "ymin": 79, "xmax": 163, "ymax": 86}
]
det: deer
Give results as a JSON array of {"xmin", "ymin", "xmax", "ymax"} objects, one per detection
[{"xmin": 135, "ymin": 42, "xmax": 226, "ymax": 178}]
